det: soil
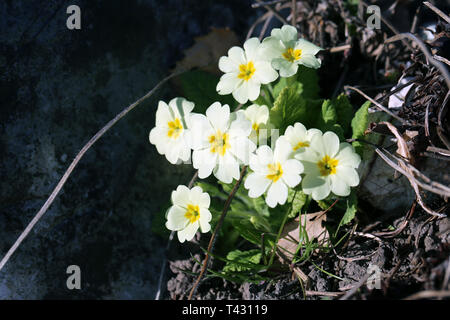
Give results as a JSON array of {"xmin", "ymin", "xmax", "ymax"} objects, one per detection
[{"xmin": 165, "ymin": 212, "xmax": 449, "ymax": 300}]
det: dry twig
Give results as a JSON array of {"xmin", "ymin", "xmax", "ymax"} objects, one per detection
[
  {"xmin": 0, "ymin": 70, "xmax": 186, "ymax": 273},
  {"xmin": 187, "ymin": 166, "xmax": 248, "ymax": 300}
]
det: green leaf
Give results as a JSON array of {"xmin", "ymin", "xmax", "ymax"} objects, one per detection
[
  {"xmin": 223, "ymin": 249, "xmax": 262, "ymax": 273},
  {"xmin": 231, "ymin": 219, "xmax": 265, "ymax": 245},
  {"xmin": 339, "ymin": 191, "xmax": 358, "ymax": 226},
  {"xmin": 328, "ymin": 123, "xmax": 345, "ymax": 141},
  {"xmin": 272, "ymin": 66, "xmax": 319, "ymax": 100},
  {"xmin": 320, "ymin": 99, "xmax": 338, "ymax": 126},
  {"xmin": 273, "ymin": 75, "xmax": 299, "ymax": 99},
  {"xmin": 296, "ymin": 65, "xmax": 320, "ymax": 99},
  {"xmin": 334, "ymin": 94, "xmax": 354, "ymax": 136},
  {"xmin": 270, "ymin": 86, "xmax": 313, "ymax": 132},
  {"xmin": 287, "ymin": 189, "xmax": 308, "ymax": 218},
  {"xmin": 315, "ymin": 100, "xmax": 345, "ymax": 140},
  {"xmin": 351, "ymin": 101, "xmax": 371, "ymax": 156},
  {"xmin": 179, "ymin": 70, "xmax": 236, "ymax": 112}
]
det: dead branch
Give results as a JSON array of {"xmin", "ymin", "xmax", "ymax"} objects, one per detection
[{"xmin": 0, "ymin": 70, "xmax": 186, "ymax": 273}]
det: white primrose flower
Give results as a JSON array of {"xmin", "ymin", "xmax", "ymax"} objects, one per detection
[
  {"xmin": 295, "ymin": 131, "xmax": 361, "ymax": 201},
  {"xmin": 237, "ymin": 104, "xmax": 273, "ymax": 145},
  {"xmin": 149, "ymin": 97, "xmax": 194, "ymax": 164},
  {"xmin": 190, "ymin": 102, "xmax": 256, "ymax": 184},
  {"xmin": 216, "ymin": 37, "xmax": 279, "ymax": 104},
  {"xmin": 166, "ymin": 185, "xmax": 212, "ymax": 243},
  {"xmin": 244, "ymin": 136, "xmax": 304, "ymax": 208},
  {"xmin": 283, "ymin": 122, "xmax": 322, "ymax": 157},
  {"xmin": 260, "ymin": 25, "xmax": 322, "ymax": 77}
]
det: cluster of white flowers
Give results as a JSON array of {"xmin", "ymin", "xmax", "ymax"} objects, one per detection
[
  {"xmin": 217, "ymin": 25, "xmax": 322, "ymax": 104},
  {"xmin": 149, "ymin": 25, "xmax": 361, "ymax": 243}
]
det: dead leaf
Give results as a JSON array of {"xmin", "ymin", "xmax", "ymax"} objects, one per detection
[
  {"xmin": 172, "ymin": 27, "xmax": 239, "ymax": 75},
  {"xmin": 380, "ymin": 121, "xmax": 411, "ymax": 160},
  {"xmin": 277, "ymin": 212, "xmax": 330, "ymax": 264}
]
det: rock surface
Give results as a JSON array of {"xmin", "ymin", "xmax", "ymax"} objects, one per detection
[{"xmin": 0, "ymin": 0, "xmax": 254, "ymax": 299}]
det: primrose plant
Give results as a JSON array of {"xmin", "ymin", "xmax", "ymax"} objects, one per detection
[{"xmin": 149, "ymin": 25, "xmax": 364, "ymax": 249}]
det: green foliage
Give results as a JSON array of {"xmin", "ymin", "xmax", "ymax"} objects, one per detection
[
  {"xmin": 273, "ymin": 66, "xmax": 319, "ymax": 100},
  {"xmin": 269, "ymin": 66, "xmax": 321, "ymax": 132},
  {"xmin": 339, "ymin": 190, "xmax": 358, "ymax": 226},
  {"xmin": 287, "ymin": 189, "xmax": 308, "ymax": 218},
  {"xmin": 223, "ymin": 249, "xmax": 262, "ymax": 272},
  {"xmin": 270, "ymin": 86, "xmax": 312, "ymax": 133},
  {"xmin": 344, "ymin": 0, "xmax": 360, "ymax": 16},
  {"xmin": 196, "ymin": 179, "xmax": 279, "ymax": 250},
  {"xmin": 179, "ymin": 70, "xmax": 236, "ymax": 112},
  {"xmin": 334, "ymin": 94, "xmax": 354, "ymax": 137},
  {"xmin": 351, "ymin": 101, "xmax": 371, "ymax": 156}
]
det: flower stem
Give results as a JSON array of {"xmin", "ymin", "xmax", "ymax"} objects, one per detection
[{"xmin": 187, "ymin": 165, "xmax": 248, "ymax": 300}]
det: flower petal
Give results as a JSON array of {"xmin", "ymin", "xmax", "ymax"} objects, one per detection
[
  {"xmin": 330, "ymin": 174, "xmax": 351, "ymax": 197},
  {"xmin": 299, "ymin": 54, "xmax": 321, "ymax": 69},
  {"xmin": 206, "ymin": 102, "xmax": 230, "ymax": 132},
  {"xmin": 214, "ymin": 152, "xmax": 240, "ymax": 183},
  {"xmin": 171, "ymin": 185, "xmax": 191, "ymax": 207},
  {"xmin": 244, "ymin": 172, "xmax": 271, "ymax": 198},
  {"xmin": 243, "ymin": 37, "xmax": 261, "ymax": 61},
  {"xmin": 274, "ymin": 136, "xmax": 292, "ymax": 163},
  {"xmin": 322, "ymin": 131, "xmax": 340, "ymax": 157},
  {"xmin": 166, "ymin": 205, "xmax": 189, "ymax": 231},
  {"xmin": 335, "ymin": 166, "xmax": 360, "ymax": 187},
  {"xmin": 260, "ymin": 37, "xmax": 283, "ymax": 60},
  {"xmin": 281, "ymin": 159, "xmax": 303, "ymax": 187},
  {"xmin": 177, "ymin": 222, "xmax": 199, "ymax": 243},
  {"xmin": 232, "ymin": 82, "xmax": 250, "ymax": 104},
  {"xmin": 271, "ymin": 58, "xmax": 298, "ymax": 78},
  {"xmin": 296, "ymin": 39, "xmax": 322, "ymax": 55},
  {"xmin": 149, "ymin": 127, "xmax": 168, "ymax": 155},
  {"xmin": 302, "ymin": 174, "xmax": 330, "ymax": 200},
  {"xmin": 247, "ymin": 80, "xmax": 262, "ymax": 101},
  {"xmin": 218, "ymin": 56, "xmax": 238, "ymax": 73},
  {"xmin": 155, "ymin": 101, "xmax": 172, "ymax": 127},
  {"xmin": 254, "ymin": 61, "xmax": 279, "ymax": 84},
  {"xmin": 189, "ymin": 113, "xmax": 213, "ymax": 150},
  {"xmin": 217, "ymin": 72, "xmax": 240, "ymax": 95},
  {"xmin": 336, "ymin": 143, "xmax": 361, "ymax": 168},
  {"xmin": 192, "ymin": 148, "xmax": 217, "ymax": 179},
  {"xmin": 249, "ymin": 145, "xmax": 273, "ymax": 172},
  {"xmin": 227, "ymin": 46, "xmax": 246, "ymax": 65},
  {"xmin": 272, "ymin": 25, "xmax": 298, "ymax": 43},
  {"xmin": 189, "ymin": 186, "xmax": 210, "ymax": 208},
  {"xmin": 199, "ymin": 208, "xmax": 212, "ymax": 233},
  {"xmin": 266, "ymin": 180, "xmax": 288, "ymax": 208}
]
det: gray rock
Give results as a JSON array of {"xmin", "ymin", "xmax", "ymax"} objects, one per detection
[{"xmin": 0, "ymin": 0, "xmax": 254, "ymax": 299}]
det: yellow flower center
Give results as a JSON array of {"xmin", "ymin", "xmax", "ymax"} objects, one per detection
[
  {"xmin": 167, "ymin": 118, "xmax": 183, "ymax": 139},
  {"xmin": 266, "ymin": 162, "xmax": 283, "ymax": 182},
  {"xmin": 238, "ymin": 61, "xmax": 256, "ymax": 81},
  {"xmin": 209, "ymin": 130, "xmax": 230, "ymax": 156},
  {"xmin": 252, "ymin": 122, "xmax": 259, "ymax": 132},
  {"xmin": 282, "ymin": 48, "xmax": 302, "ymax": 62},
  {"xmin": 293, "ymin": 140, "xmax": 309, "ymax": 151},
  {"xmin": 317, "ymin": 155, "xmax": 339, "ymax": 176},
  {"xmin": 184, "ymin": 204, "xmax": 200, "ymax": 224}
]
